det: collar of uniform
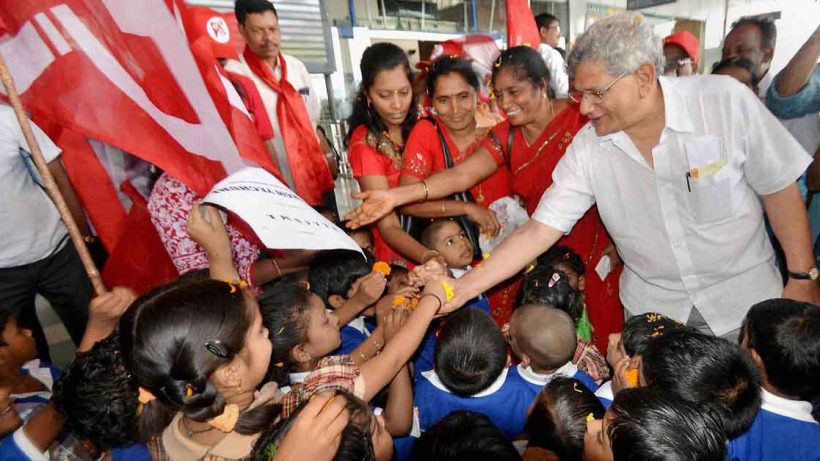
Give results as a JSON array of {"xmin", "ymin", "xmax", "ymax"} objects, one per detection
[
  {"xmin": 421, "ymin": 366, "xmax": 510, "ymax": 397},
  {"xmin": 595, "ymin": 380, "xmax": 614, "ymax": 401},
  {"xmin": 346, "ymin": 315, "xmax": 371, "ymax": 337},
  {"xmin": 657, "ymin": 76, "xmax": 695, "ymax": 134},
  {"xmin": 516, "ymin": 361, "xmax": 577, "ymax": 386},
  {"xmin": 288, "ymin": 370, "xmax": 311, "ymax": 385},
  {"xmin": 760, "ymin": 388, "xmax": 817, "ymax": 423}
]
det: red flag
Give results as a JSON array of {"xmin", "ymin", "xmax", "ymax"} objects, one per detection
[
  {"xmin": 506, "ymin": 0, "xmax": 541, "ymax": 48},
  {"xmin": 0, "ymin": 0, "xmax": 273, "ymax": 196}
]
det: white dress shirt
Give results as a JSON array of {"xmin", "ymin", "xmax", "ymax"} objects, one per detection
[
  {"xmin": 537, "ymin": 43, "xmax": 569, "ymax": 98},
  {"xmin": 533, "ymin": 75, "xmax": 811, "ymax": 335}
]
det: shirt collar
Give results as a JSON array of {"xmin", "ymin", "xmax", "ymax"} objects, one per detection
[
  {"xmin": 516, "ymin": 361, "xmax": 577, "ymax": 386},
  {"xmin": 289, "ymin": 371, "xmax": 311, "ymax": 385},
  {"xmin": 657, "ymin": 76, "xmax": 695, "ymax": 133},
  {"xmin": 760, "ymin": 388, "xmax": 817, "ymax": 424},
  {"xmin": 346, "ymin": 315, "xmax": 371, "ymax": 336},
  {"xmin": 421, "ymin": 366, "xmax": 510, "ymax": 397}
]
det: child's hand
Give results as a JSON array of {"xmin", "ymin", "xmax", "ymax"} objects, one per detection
[
  {"xmin": 350, "ymin": 272, "xmax": 387, "ymax": 306},
  {"xmin": 381, "ymin": 308, "xmax": 410, "ymax": 344},
  {"xmin": 0, "ymin": 389, "xmax": 21, "ymax": 437},
  {"xmin": 410, "ymin": 258, "xmax": 448, "ymax": 288},
  {"xmin": 89, "ymin": 287, "xmax": 136, "ymax": 327},
  {"xmin": 611, "ymin": 356, "xmax": 639, "ymax": 393},
  {"xmin": 186, "ymin": 202, "xmax": 231, "ymax": 258},
  {"xmin": 273, "ymin": 391, "xmax": 350, "ymax": 461}
]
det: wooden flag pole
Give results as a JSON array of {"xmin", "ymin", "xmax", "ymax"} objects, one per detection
[{"xmin": 0, "ymin": 51, "xmax": 107, "ymax": 295}]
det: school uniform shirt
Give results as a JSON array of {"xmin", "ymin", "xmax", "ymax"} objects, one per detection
[
  {"xmin": 594, "ymin": 380, "xmax": 614, "ymax": 409},
  {"xmin": 507, "ymin": 362, "xmax": 599, "ymax": 401},
  {"xmin": 394, "ymin": 367, "xmax": 534, "ymax": 461},
  {"xmin": 334, "ymin": 315, "xmax": 374, "ymax": 356},
  {"xmin": 533, "ymin": 76, "xmax": 811, "ymax": 336},
  {"xmin": 727, "ymin": 389, "xmax": 820, "ymax": 461},
  {"xmin": 0, "ymin": 104, "xmax": 66, "ymax": 268}
]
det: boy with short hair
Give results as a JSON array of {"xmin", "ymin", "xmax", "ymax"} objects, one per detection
[
  {"xmin": 728, "ymin": 299, "xmax": 820, "ymax": 461},
  {"xmin": 507, "ymin": 304, "xmax": 598, "ymax": 397},
  {"xmin": 641, "ymin": 330, "xmax": 762, "ymax": 438}
]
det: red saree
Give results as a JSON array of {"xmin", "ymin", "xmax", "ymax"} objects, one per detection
[
  {"xmin": 402, "ymin": 118, "xmax": 518, "ymax": 325},
  {"xmin": 483, "ymin": 104, "xmax": 624, "ymax": 350}
]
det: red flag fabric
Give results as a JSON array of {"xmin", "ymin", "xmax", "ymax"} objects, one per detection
[
  {"xmin": 506, "ymin": 0, "xmax": 541, "ymax": 48},
  {"xmin": 179, "ymin": 5, "xmax": 245, "ymax": 60},
  {"xmin": 0, "ymin": 0, "xmax": 272, "ymax": 196}
]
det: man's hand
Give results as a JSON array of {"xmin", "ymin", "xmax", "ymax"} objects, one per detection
[{"xmin": 782, "ymin": 278, "xmax": 820, "ymax": 306}]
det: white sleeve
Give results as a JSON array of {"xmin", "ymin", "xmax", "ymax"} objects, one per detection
[
  {"xmin": 287, "ymin": 56, "xmax": 321, "ymax": 126},
  {"xmin": 538, "ymin": 45, "xmax": 569, "ymax": 98},
  {"xmin": 531, "ymin": 138, "xmax": 596, "ymax": 233},
  {"xmin": 4, "ymin": 106, "xmax": 62, "ymax": 163},
  {"xmin": 12, "ymin": 428, "xmax": 49, "ymax": 461},
  {"xmin": 735, "ymin": 79, "xmax": 812, "ymax": 195}
]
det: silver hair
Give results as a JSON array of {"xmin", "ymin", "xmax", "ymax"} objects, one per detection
[{"xmin": 566, "ymin": 13, "xmax": 664, "ymax": 79}]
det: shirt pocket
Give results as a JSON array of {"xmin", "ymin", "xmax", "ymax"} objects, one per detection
[{"xmin": 684, "ymin": 135, "xmax": 733, "ymax": 224}]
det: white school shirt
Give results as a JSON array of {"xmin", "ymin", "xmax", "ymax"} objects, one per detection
[
  {"xmin": 225, "ymin": 53, "xmax": 320, "ymax": 190},
  {"xmin": 537, "ymin": 43, "xmax": 569, "ymax": 98},
  {"xmin": 0, "ymin": 104, "xmax": 66, "ymax": 267},
  {"xmin": 532, "ymin": 75, "xmax": 811, "ymax": 336}
]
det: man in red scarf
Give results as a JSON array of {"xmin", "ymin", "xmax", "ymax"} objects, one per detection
[{"xmin": 225, "ymin": 0, "xmax": 333, "ymax": 205}]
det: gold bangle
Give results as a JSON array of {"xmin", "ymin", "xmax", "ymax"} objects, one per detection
[
  {"xmin": 420, "ymin": 180, "xmax": 429, "ymax": 202},
  {"xmin": 271, "ymin": 258, "xmax": 281, "ymax": 276},
  {"xmin": 441, "ymin": 203, "xmax": 446, "ymax": 215},
  {"xmin": 420, "ymin": 294, "xmax": 443, "ymax": 313},
  {"xmin": 421, "ymin": 250, "xmax": 440, "ymax": 264}
]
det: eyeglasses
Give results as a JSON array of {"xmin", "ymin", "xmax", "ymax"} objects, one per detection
[
  {"xmin": 568, "ymin": 72, "xmax": 630, "ymax": 104},
  {"xmin": 664, "ymin": 58, "xmax": 693, "ymax": 76}
]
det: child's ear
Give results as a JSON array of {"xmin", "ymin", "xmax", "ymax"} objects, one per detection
[
  {"xmin": 748, "ymin": 348, "xmax": 768, "ymax": 378},
  {"xmin": 289, "ymin": 344, "xmax": 312, "ymax": 365},
  {"xmin": 328, "ymin": 294, "xmax": 345, "ymax": 309},
  {"xmin": 577, "ymin": 275, "xmax": 586, "ymax": 291},
  {"xmin": 212, "ymin": 362, "xmax": 242, "ymax": 390}
]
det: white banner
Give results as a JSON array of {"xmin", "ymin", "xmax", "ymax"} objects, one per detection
[{"xmin": 204, "ymin": 167, "xmax": 363, "ymax": 254}]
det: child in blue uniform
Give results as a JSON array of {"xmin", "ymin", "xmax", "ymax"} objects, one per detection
[
  {"xmin": 729, "ymin": 299, "xmax": 820, "ymax": 461},
  {"xmin": 308, "ymin": 249, "xmax": 385, "ymax": 357},
  {"xmin": 396, "ymin": 309, "xmax": 532, "ymax": 460},
  {"xmin": 596, "ymin": 312, "xmax": 691, "ymax": 408},
  {"xmin": 506, "ymin": 304, "xmax": 599, "ymax": 398}
]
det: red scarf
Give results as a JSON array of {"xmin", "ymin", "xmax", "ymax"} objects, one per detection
[{"xmin": 243, "ymin": 48, "xmax": 333, "ymax": 205}]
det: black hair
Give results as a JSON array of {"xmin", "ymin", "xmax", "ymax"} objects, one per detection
[
  {"xmin": 526, "ymin": 376, "xmax": 605, "ymax": 461},
  {"xmin": 53, "ymin": 333, "xmax": 139, "ymax": 450},
  {"xmin": 346, "ymin": 226, "xmax": 375, "ymax": 245},
  {"xmin": 411, "ymin": 410, "xmax": 521, "ymax": 461},
  {"xmin": 344, "ymin": 42, "xmax": 418, "ymax": 148},
  {"xmin": 425, "ymin": 55, "xmax": 480, "ymax": 100},
  {"xmin": 0, "ymin": 309, "xmax": 13, "ymax": 347},
  {"xmin": 642, "ymin": 331, "xmax": 761, "ymax": 438},
  {"xmin": 731, "ymin": 16, "xmax": 777, "ymax": 50},
  {"xmin": 234, "ymin": 0, "xmax": 277, "ymax": 25},
  {"xmin": 534, "ymin": 13, "xmax": 559, "ymax": 31},
  {"xmin": 743, "ymin": 299, "xmax": 820, "ymax": 401},
  {"xmin": 621, "ymin": 312, "xmax": 691, "ymax": 357},
  {"xmin": 257, "ymin": 281, "xmax": 316, "ymax": 386},
  {"xmin": 537, "ymin": 246, "xmax": 585, "ymax": 276},
  {"xmin": 434, "ymin": 309, "xmax": 507, "ymax": 397},
  {"xmin": 308, "ymin": 250, "xmax": 374, "ymax": 307},
  {"xmin": 420, "ymin": 218, "xmax": 464, "ymax": 250},
  {"xmin": 712, "ymin": 57, "xmax": 760, "ymax": 88},
  {"xmin": 492, "ymin": 46, "xmax": 552, "ymax": 99},
  {"xmin": 519, "ymin": 266, "xmax": 582, "ymax": 321},
  {"xmin": 608, "ymin": 387, "xmax": 727, "ymax": 461},
  {"xmin": 252, "ymin": 389, "xmax": 376, "ymax": 461},
  {"xmin": 119, "ymin": 278, "xmax": 278, "ymax": 441}
]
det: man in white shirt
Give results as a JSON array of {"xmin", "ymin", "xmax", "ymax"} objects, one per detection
[
  {"xmin": 0, "ymin": 104, "xmax": 91, "ymax": 360},
  {"xmin": 535, "ymin": 13, "xmax": 569, "ymax": 99},
  {"xmin": 446, "ymin": 14, "xmax": 818, "ymax": 340},
  {"xmin": 224, "ymin": 0, "xmax": 333, "ymax": 206}
]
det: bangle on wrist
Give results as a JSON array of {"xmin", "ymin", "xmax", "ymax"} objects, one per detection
[
  {"xmin": 420, "ymin": 293, "xmax": 442, "ymax": 313},
  {"xmin": 419, "ymin": 180, "xmax": 429, "ymax": 202},
  {"xmin": 270, "ymin": 258, "xmax": 282, "ymax": 277}
]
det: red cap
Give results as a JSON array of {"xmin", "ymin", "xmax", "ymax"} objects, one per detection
[
  {"xmin": 663, "ymin": 31, "xmax": 699, "ymax": 62},
  {"xmin": 184, "ymin": 7, "xmax": 241, "ymax": 60}
]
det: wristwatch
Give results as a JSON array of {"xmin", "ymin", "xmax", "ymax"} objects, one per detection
[{"xmin": 788, "ymin": 267, "xmax": 820, "ymax": 280}]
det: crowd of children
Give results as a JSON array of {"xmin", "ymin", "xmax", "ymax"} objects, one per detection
[{"xmin": 0, "ymin": 209, "xmax": 814, "ymax": 461}]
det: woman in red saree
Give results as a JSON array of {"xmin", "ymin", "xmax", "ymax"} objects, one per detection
[
  {"xmin": 399, "ymin": 56, "xmax": 514, "ymax": 323},
  {"xmin": 347, "ymin": 47, "xmax": 624, "ymax": 351},
  {"xmin": 345, "ymin": 43, "xmax": 429, "ymax": 265}
]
